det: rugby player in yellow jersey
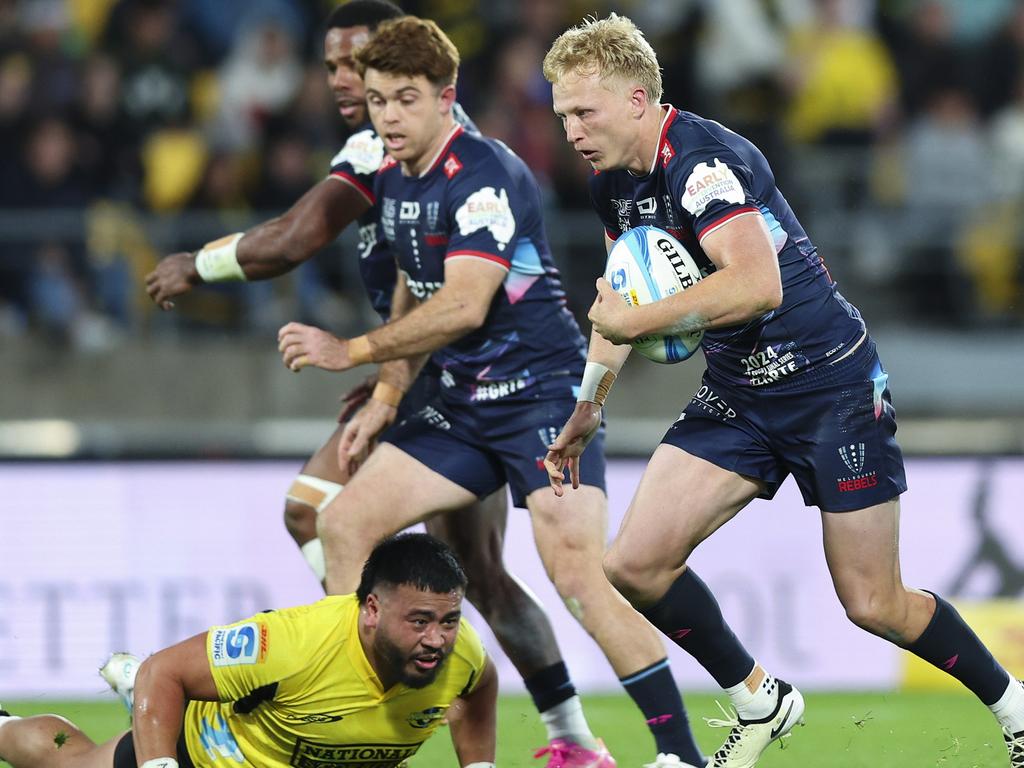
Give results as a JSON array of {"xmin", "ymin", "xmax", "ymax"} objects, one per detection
[{"xmin": 0, "ymin": 534, "xmax": 498, "ymax": 768}]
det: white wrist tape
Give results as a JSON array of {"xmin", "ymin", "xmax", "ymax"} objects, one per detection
[
  {"xmin": 194, "ymin": 232, "xmax": 246, "ymax": 282},
  {"xmin": 463, "ymin": 763, "xmax": 496, "ymax": 768},
  {"xmin": 140, "ymin": 759, "xmax": 179, "ymax": 768},
  {"xmin": 577, "ymin": 362, "xmax": 616, "ymax": 406}
]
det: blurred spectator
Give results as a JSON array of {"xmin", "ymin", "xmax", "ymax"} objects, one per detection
[
  {"xmin": 900, "ymin": 87, "xmax": 990, "ymax": 320},
  {"xmin": 70, "ymin": 53, "xmax": 139, "ymax": 199},
  {"xmin": 475, "ymin": 33, "xmax": 558, "ymax": 187},
  {"xmin": 886, "ymin": 0, "xmax": 969, "ymax": 120},
  {"xmin": 19, "ymin": 0, "xmax": 78, "ymax": 115},
  {"xmin": 784, "ymin": 0, "xmax": 898, "ymax": 146},
  {"xmin": 978, "ymin": 0, "xmax": 1024, "ymax": 116},
  {"xmin": 209, "ymin": 19, "xmax": 304, "ymax": 151},
  {"xmin": 103, "ymin": 0, "xmax": 196, "ymax": 135}
]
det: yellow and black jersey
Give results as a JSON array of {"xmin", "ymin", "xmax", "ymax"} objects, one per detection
[{"xmin": 182, "ymin": 594, "xmax": 487, "ymax": 767}]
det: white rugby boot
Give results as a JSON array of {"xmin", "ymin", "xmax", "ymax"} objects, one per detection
[
  {"xmin": 1005, "ymin": 726, "xmax": 1024, "ymax": 767},
  {"xmin": 705, "ymin": 679, "xmax": 804, "ymax": 768},
  {"xmin": 99, "ymin": 652, "xmax": 140, "ymax": 712}
]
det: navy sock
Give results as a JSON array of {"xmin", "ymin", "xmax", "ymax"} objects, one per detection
[
  {"xmin": 523, "ymin": 661, "xmax": 577, "ymax": 713},
  {"xmin": 621, "ymin": 659, "xmax": 705, "ymax": 766},
  {"xmin": 642, "ymin": 568, "xmax": 755, "ymax": 689},
  {"xmin": 904, "ymin": 591, "xmax": 1009, "ymax": 705}
]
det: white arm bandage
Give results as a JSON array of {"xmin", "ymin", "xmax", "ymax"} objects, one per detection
[
  {"xmin": 577, "ymin": 362, "xmax": 616, "ymax": 406},
  {"xmin": 194, "ymin": 232, "xmax": 246, "ymax": 282}
]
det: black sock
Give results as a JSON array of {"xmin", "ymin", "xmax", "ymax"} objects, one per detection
[
  {"xmin": 903, "ymin": 591, "xmax": 1009, "ymax": 705},
  {"xmin": 523, "ymin": 661, "xmax": 577, "ymax": 713},
  {"xmin": 621, "ymin": 659, "xmax": 705, "ymax": 766},
  {"xmin": 642, "ymin": 568, "xmax": 755, "ymax": 689}
]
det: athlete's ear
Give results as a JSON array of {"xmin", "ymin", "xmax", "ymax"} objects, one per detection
[
  {"xmin": 364, "ymin": 593, "xmax": 382, "ymax": 629},
  {"xmin": 629, "ymin": 85, "xmax": 649, "ymax": 117},
  {"xmin": 438, "ymin": 83, "xmax": 456, "ymax": 114}
]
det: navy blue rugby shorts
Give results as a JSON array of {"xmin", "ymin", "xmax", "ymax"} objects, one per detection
[
  {"xmin": 383, "ymin": 383, "xmax": 607, "ymax": 508},
  {"xmin": 662, "ymin": 338, "xmax": 907, "ymax": 512}
]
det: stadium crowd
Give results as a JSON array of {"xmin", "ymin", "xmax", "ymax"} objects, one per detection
[{"xmin": 2, "ymin": 0, "xmax": 1024, "ymax": 348}]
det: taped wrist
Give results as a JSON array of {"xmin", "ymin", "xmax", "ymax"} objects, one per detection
[
  {"xmin": 140, "ymin": 759, "xmax": 179, "ymax": 768},
  {"xmin": 194, "ymin": 233, "xmax": 245, "ymax": 282},
  {"xmin": 371, "ymin": 381, "xmax": 404, "ymax": 408},
  {"xmin": 577, "ymin": 362, "xmax": 616, "ymax": 406},
  {"xmin": 348, "ymin": 335, "xmax": 374, "ymax": 366}
]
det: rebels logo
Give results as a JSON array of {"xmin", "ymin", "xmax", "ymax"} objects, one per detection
[
  {"xmin": 835, "ymin": 442, "xmax": 877, "ymax": 492},
  {"xmin": 838, "ymin": 443, "xmax": 865, "ymax": 473}
]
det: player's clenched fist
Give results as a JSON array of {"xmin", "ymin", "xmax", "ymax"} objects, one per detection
[
  {"xmin": 145, "ymin": 252, "xmax": 200, "ymax": 310},
  {"xmin": 278, "ymin": 322, "xmax": 353, "ymax": 372}
]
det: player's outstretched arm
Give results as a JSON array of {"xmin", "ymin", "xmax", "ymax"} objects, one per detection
[
  {"xmin": 278, "ymin": 258, "xmax": 506, "ymax": 372},
  {"xmin": 448, "ymin": 657, "xmax": 498, "ymax": 768},
  {"xmin": 132, "ymin": 632, "xmax": 219, "ymax": 765},
  {"xmin": 145, "ymin": 178, "xmax": 371, "ymax": 309},
  {"xmin": 544, "ymin": 330, "xmax": 630, "ymax": 496}
]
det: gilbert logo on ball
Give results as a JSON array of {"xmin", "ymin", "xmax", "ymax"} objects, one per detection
[{"xmin": 604, "ymin": 226, "xmax": 704, "ymax": 363}]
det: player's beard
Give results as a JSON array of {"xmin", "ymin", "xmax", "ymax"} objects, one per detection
[{"xmin": 374, "ymin": 632, "xmax": 448, "ymax": 689}]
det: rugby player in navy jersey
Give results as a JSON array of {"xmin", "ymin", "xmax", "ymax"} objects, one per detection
[
  {"xmin": 142, "ymin": 1, "xmax": 612, "ymax": 760},
  {"xmin": 277, "ymin": 16, "xmax": 712, "ymax": 768},
  {"xmin": 541, "ymin": 13, "xmax": 1024, "ymax": 768}
]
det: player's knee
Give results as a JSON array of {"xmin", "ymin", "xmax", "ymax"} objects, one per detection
[
  {"xmin": 840, "ymin": 588, "xmax": 903, "ymax": 634},
  {"xmin": 283, "ymin": 500, "xmax": 317, "ymax": 544},
  {"xmin": 285, "ymin": 475, "xmax": 343, "ymax": 535},
  {"xmin": 602, "ymin": 549, "xmax": 643, "ymax": 600}
]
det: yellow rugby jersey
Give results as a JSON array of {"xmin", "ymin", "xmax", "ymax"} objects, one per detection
[{"xmin": 182, "ymin": 594, "xmax": 487, "ymax": 768}]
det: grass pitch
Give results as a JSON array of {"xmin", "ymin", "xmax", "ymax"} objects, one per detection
[{"xmin": 2, "ymin": 692, "xmax": 1009, "ymax": 767}]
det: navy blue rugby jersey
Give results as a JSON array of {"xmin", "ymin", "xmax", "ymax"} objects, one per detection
[
  {"xmin": 327, "ymin": 106, "xmax": 478, "ymax": 321},
  {"xmin": 590, "ymin": 106, "xmax": 867, "ymax": 388},
  {"xmin": 374, "ymin": 124, "xmax": 587, "ymax": 405}
]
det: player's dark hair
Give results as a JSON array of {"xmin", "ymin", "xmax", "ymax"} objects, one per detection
[
  {"xmin": 325, "ymin": 0, "xmax": 404, "ymax": 33},
  {"xmin": 354, "ymin": 16, "xmax": 459, "ymax": 87},
  {"xmin": 357, "ymin": 533, "xmax": 467, "ymax": 603}
]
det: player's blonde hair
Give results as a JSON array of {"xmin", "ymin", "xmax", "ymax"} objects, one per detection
[
  {"xmin": 355, "ymin": 16, "xmax": 459, "ymax": 88},
  {"xmin": 543, "ymin": 13, "xmax": 662, "ymax": 102}
]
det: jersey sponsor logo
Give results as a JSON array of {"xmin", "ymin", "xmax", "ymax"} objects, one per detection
[
  {"xmin": 660, "ymin": 140, "xmax": 675, "ymax": 167},
  {"xmin": 637, "ymin": 196, "xmax": 657, "ymax": 216},
  {"xmin": 284, "ymin": 713, "xmax": 345, "ymax": 723},
  {"xmin": 455, "ymin": 187, "xmax": 515, "ymax": 252},
  {"xmin": 406, "ymin": 706, "xmax": 446, "ymax": 729},
  {"xmin": 611, "ymin": 198, "xmax": 633, "ymax": 232},
  {"xmin": 381, "ymin": 198, "xmax": 397, "ymax": 240},
  {"xmin": 681, "ymin": 159, "xmax": 744, "ymax": 217},
  {"xmin": 442, "ymin": 153, "xmax": 463, "ymax": 179},
  {"xmin": 357, "ymin": 223, "xmax": 378, "ymax": 260},
  {"xmin": 288, "ymin": 738, "xmax": 420, "ymax": 767},
  {"xmin": 399, "ymin": 201, "xmax": 420, "ymax": 221},
  {"xmin": 416, "ymin": 404, "xmax": 452, "ymax": 431},
  {"xmin": 690, "ymin": 384, "xmax": 736, "ymax": 419},
  {"xmin": 330, "ymin": 130, "xmax": 386, "ymax": 175},
  {"xmin": 210, "ymin": 622, "xmax": 267, "ymax": 667},
  {"xmin": 198, "ymin": 713, "xmax": 245, "ymax": 762},
  {"xmin": 740, "ymin": 344, "xmax": 800, "ymax": 386},
  {"xmin": 403, "ymin": 274, "xmax": 443, "ymax": 299},
  {"xmin": 470, "ymin": 378, "xmax": 527, "ymax": 401}
]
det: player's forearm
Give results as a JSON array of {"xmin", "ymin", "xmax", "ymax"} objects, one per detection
[
  {"xmin": 362, "ymin": 291, "xmax": 484, "ymax": 362},
  {"xmin": 587, "ymin": 329, "xmax": 631, "ymax": 373},
  {"xmin": 374, "ymin": 355, "xmax": 429, "ymax": 401},
  {"xmin": 449, "ymin": 663, "xmax": 498, "ymax": 766},
  {"xmin": 131, "ymin": 654, "xmax": 188, "ymax": 762},
  {"xmin": 630, "ymin": 267, "xmax": 781, "ymax": 338}
]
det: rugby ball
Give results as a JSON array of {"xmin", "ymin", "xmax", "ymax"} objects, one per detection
[{"xmin": 604, "ymin": 226, "xmax": 704, "ymax": 363}]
